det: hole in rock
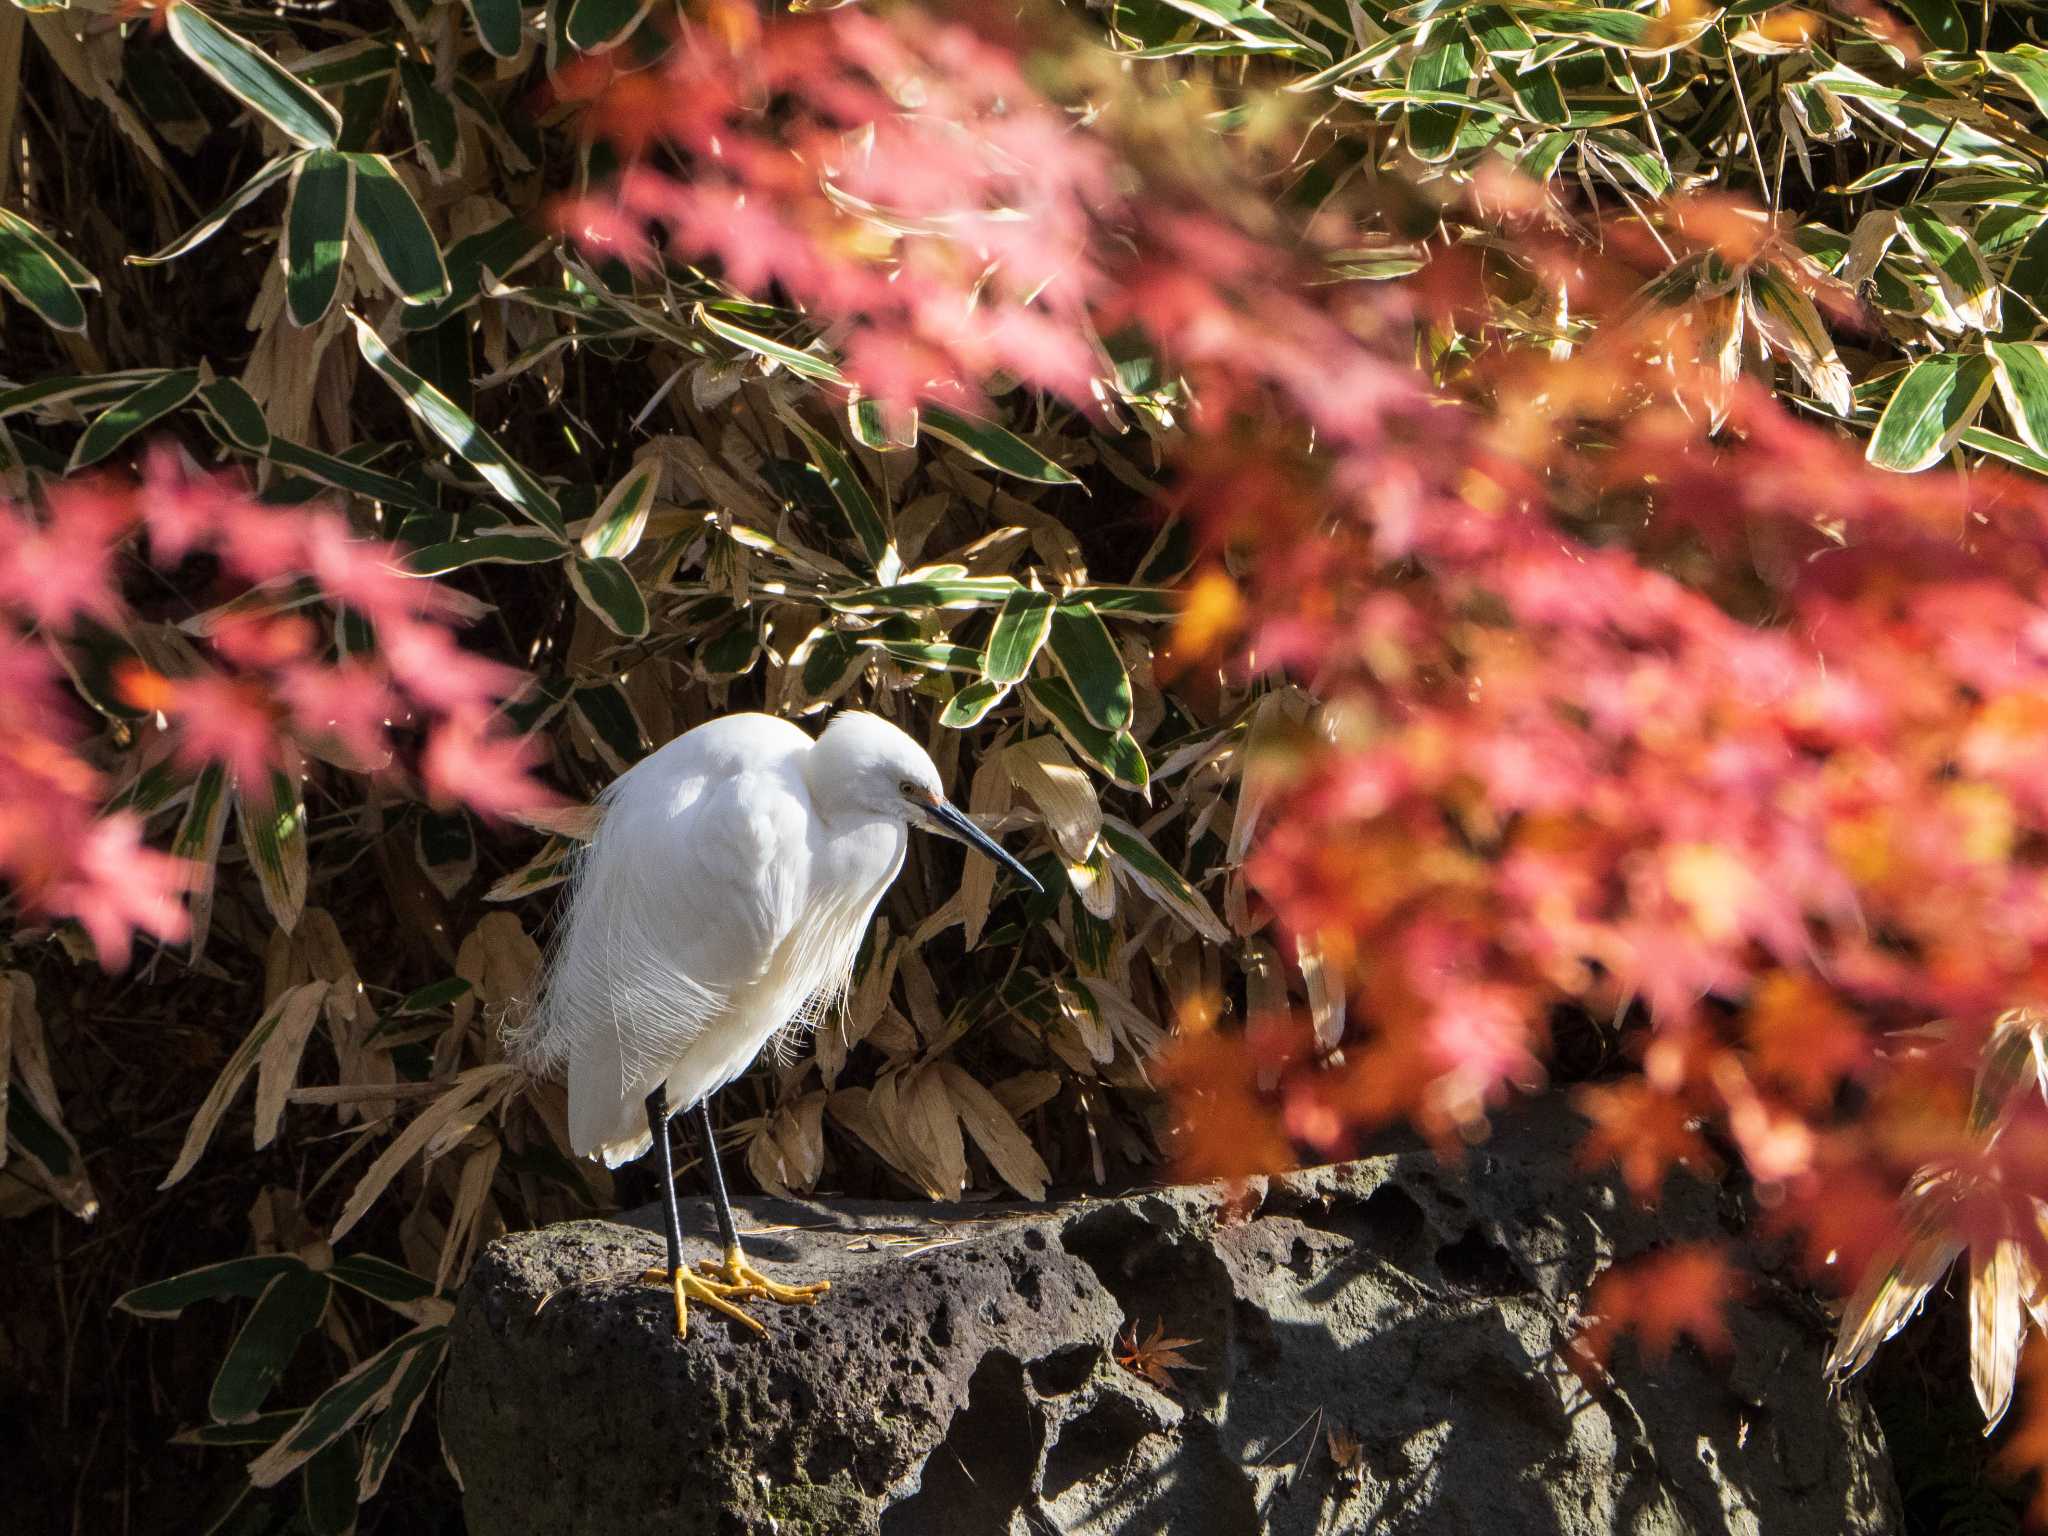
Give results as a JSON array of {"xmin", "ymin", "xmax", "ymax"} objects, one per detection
[
  {"xmin": 880, "ymin": 1353, "xmax": 1038, "ymax": 1535},
  {"xmin": 1043, "ymin": 1391, "xmax": 1160, "ymax": 1500},
  {"xmin": 1029, "ymin": 1344, "xmax": 1099, "ymax": 1398}
]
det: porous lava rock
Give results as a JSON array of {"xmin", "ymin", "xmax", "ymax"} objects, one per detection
[{"xmin": 444, "ymin": 1100, "xmax": 1898, "ymax": 1535}]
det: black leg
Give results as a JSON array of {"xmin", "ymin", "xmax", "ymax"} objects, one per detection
[
  {"xmin": 647, "ymin": 1085, "xmax": 683, "ymax": 1280},
  {"xmin": 694, "ymin": 1097, "xmax": 742, "ymax": 1256}
]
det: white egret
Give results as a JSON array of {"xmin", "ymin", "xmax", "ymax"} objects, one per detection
[{"xmin": 514, "ymin": 710, "xmax": 1040, "ymax": 1336}]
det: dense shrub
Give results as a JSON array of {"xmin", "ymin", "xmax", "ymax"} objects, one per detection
[{"xmin": 6, "ymin": 0, "xmax": 2048, "ymax": 1528}]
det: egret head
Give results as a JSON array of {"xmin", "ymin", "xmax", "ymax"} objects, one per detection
[{"xmin": 815, "ymin": 713, "xmax": 1042, "ymax": 893}]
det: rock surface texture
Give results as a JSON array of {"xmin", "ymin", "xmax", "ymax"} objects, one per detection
[{"xmin": 446, "ymin": 1101, "xmax": 1898, "ymax": 1535}]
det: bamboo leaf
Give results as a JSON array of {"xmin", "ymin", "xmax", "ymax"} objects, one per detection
[
  {"xmin": 1989, "ymin": 341, "xmax": 2048, "ymax": 458},
  {"xmin": 983, "ymin": 585, "xmax": 1055, "ymax": 685},
  {"xmin": 1866, "ymin": 352, "xmax": 1995, "ymax": 472},
  {"xmin": 286, "ymin": 150, "xmax": 352, "ymax": 327},
  {"xmin": 1101, "ymin": 815, "xmax": 1228, "ymax": 943},
  {"xmin": 1898, "ymin": 206, "xmax": 2000, "ymax": 332},
  {"xmin": 246, "ymin": 1325, "xmax": 448, "ymax": 1488},
  {"xmin": 70, "ymin": 368, "xmax": 201, "ymax": 470},
  {"xmin": 209, "ymin": 1269, "xmax": 331, "ymax": 1425},
  {"xmin": 579, "ymin": 457, "xmax": 659, "ymax": 559},
  {"xmin": 238, "ymin": 769, "xmax": 309, "ymax": 935},
  {"xmin": 564, "ymin": 0, "xmax": 653, "ymax": 54},
  {"xmin": 0, "ymin": 208, "xmax": 89, "ymax": 330},
  {"xmin": 923, "ymin": 404, "xmax": 1078, "ymax": 485},
  {"xmin": 166, "ymin": 5, "xmax": 341, "ymax": 150},
  {"xmin": 355, "ymin": 1332, "xmax": 446, "ymax": 1499},
  {"xmin": 464, "ymin": 0, "xmax": 525, "ymax": 57},
  {"xmin": 198, "ymin": 378, "xmax": 272, "ymax": 452},
  {"xmin": 941, "ymin": 678, "xmax": 1011, "ymax": 728},
  {"xmin": 161, "ymin": 982, "xmax": 330, "ymax": 1188},
  {"xmin": 1046, "ymin": 603, "xmax": 1134, "ymax": 731},
  {"xmin": 1745, "ymin": 266, "xmax": 1852, "ymax": 415},
  {"xmin": 344, "ymin": 153, "xmax": 451, "ymax": 304},
  {"xmin": 404, "ymin": 531, "xmax": 565, "ymax": 573},
  {"xmin": 567, "ymin": 554, "xmax": 651, "ymax": 638},
  {"xmin": 693, "ymin": 305, "xmax": 846, "ymax": 383},
  {"xmin": 352, "ymin": 314, "xmax": 564, "ymax": 534},
  {"xmin": 1405, "ymin": 29, "xmax": 1472, "ymax": 163},
  {"xmin": 778, "ymin": 410, "xmax": 891, "ymax": 571},
  {"xmin": 1025, "ymin": 677, "xmax": 1149, "ymax": 791},
  {"xmin": 396, "ymin": 56, "xmax": 458, "ymax": 174},
  {"xmin": 117, "ymin": 1255, "xmax": 308, "ymax": 1319}
]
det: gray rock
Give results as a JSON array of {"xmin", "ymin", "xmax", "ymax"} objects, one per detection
[{"xmin": 445, "ymin": 1101, "xmax": 1898, "ymax": 1535}]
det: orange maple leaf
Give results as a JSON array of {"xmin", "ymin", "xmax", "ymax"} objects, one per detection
[
  {"xmin": 1577, "ymin": 1243, "xmax": 1746, "ymax": 1368},
  {"xmin": 1116, "ymin": 1319, "xmax": 1201, "ymax": 1393}
]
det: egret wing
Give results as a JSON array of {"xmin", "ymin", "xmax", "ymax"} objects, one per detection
[{"xmin": 528, "ymin": 755, "xmax": 815, "ymax": 1159}]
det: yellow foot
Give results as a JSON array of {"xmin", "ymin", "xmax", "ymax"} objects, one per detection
[
  {"xmin": 636, "ymin": 1266, "xmax": 765, "ymax": 1339},
  {"xmin": 694, "ymin": 1244, "xmax": 831, "ymax": 1308}
]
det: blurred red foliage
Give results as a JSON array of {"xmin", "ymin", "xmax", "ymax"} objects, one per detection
[
  {"xmin": 0, "ymin": 450, "xmax": 550, "ymax": 966},
  {"xmin": 549, "ymin": 0, "xmax": 2048, "ymax": 1380}
]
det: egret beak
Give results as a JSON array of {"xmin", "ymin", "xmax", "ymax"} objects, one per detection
[{"xmin": 926, "ymin": 799, "xmax": 1043, "ymax": 893}]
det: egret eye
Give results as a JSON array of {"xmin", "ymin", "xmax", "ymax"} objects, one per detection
[{"xmin": 901, "ymin": 779, "xmax": 921, "ymax": 798}]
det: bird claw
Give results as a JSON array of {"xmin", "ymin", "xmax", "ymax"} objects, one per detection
[
  {"xmin": 636, "ymin": 1266, "xmax": 766, "ymax": 1338},
  {"xmin": 693, "ymin": 1248, "xmax": 831, "ymax": 1308}
]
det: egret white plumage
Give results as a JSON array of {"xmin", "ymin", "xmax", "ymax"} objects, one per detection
[{"xmin": 514, "ymin": 710, "xmax": 1040, "ymax": 1336}]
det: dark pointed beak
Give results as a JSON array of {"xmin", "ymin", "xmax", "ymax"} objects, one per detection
[{"xmin": 927, "ymin": 798, "xmax": 1043, "ymax": 893}]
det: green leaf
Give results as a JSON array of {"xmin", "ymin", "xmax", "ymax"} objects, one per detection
[
  {"xmin": 579, "ymin": 458, "xmax": 660, "ymax": 559},
  {"xmin": 779, "ymin": 412, "xmax": 891, "ymax": 572},
  {"xmin": 829, "ymin": 576, "xmax": 1021, "ymax": 613},
  {"xmin": 210, "ymin": 1268, "xmax": 331, "ymax": 1424},
  {"xmin": 303, "ymin": 1431, "xmax": 359, "ymax": 1536},
  {"xmin": 1521, "ymin": 6, "xmax": 1712, "ymax": 54},
  {"xmin": 940, "ymin": 678, "xmax": 1011, "ymax": 728},
  {"xmin": 404, "ymin": 531, "xmax": 566, "ymax": 573},
  {"xmin": 176, "ymin": 1411, "xmax": 303, "ymax": 1448},
  {"xmin": 130, "ymin": 156, "xmax": 299, "ymax": 266},
  {"xmin": 1405, "ymin": 29, "xmax": 1472, "ymax": 163},
  {"xmin": 345, "ymin": 153, "xmax": 451, "ymax": 304},
  {"xmin": 0, "ymin": 209, "xmax": 91, "ymax": 331},
  {"xmin": 170, "ymin": 761, "xmax": 233, "ymax": 963},
  {"xmin": 1068, "ymin": 585, "xmax": 1178, "ymax": 621},
  {"xmin": 1745, "ymin": 266, "xmax": 1851, "ymax": 415},
  {"xmin": 1989, "ymin": 342, "xmax": 2048, "ymax": 458},
  {"xmin": 1985, "ymin": 47, "xmax": 2048, "ymax": 120},
  {"xmin": 70, "ymin": 368, "xmax": 201, "ymax": 470},
  {"xmin": 265, "ymin": 435, "xmax": 436, "ymax": 510},
  {"xmin": 983, "ymin": 586, "xmax": 1055, "ymax": 684},
  {"xmin": 355, "ymin": 1332, "xmax": 445, "ymax": 1499},
  {"xmin": 394, "ymin": 978, "xmax": 473, "ymax": 1016},
  {"xmin": 1898, "ymin": 206, "xmax": 2000, "ymax": 332},
  {"xmin": 166, "ymin": 4, "xmax": 341, "ymax": 150},
  {"xmin": 694, "ymin": 305, "xmax": 847, "ymax": 383},
  {"xmin": 199, "ymin": 378, "xmax": 272, "ymax": 452},
  {"xmin": 1893, "ymin": 0, "xmax": 1967, "ymax": 52},
  {"xmin": 118, "ymin": 1255, "xmax": 307, "ymax": 1319},
  {"xmin": 246, "ymin": 1325, "xmax": 448, "ymax": 1488},
  {"xmin": 326, "ymin": 1254, "xmax": 441, "ymax": 1307},
  {"xmin": 570, "ymin": 682, "xmax": 649, "ymax": 765},
  {"xmin": 1046, "ymin": 603, "xmax": 1134, "ymax": 731},
  {"xmin": 564, "ymin": 0, "xmax": 653, "ymax": 53},
  {"xmin": 352, "ymin": 315, "xmax": 564, "ymax": 534},
  {"xmin": 401, "ymin": 217, "xmax": 550, "ymax": 331},
  {"xmin": 286, "ymin": 150, "xmax": 353, "ymax": 328},
  {"xmin": 1100, "ymin": 816, "xmax": 1229, "ymax": 943},
  {"xmin": 465, "ymin": 0, "xmax": 526, "ymax": 57},
  {"xmin": 922, "ymin": 404, "xmax": 1078, "ymax": 485},
  {"xmin": 1026, "ymin": 678, "xmax": 1150, "ymax": 792},
  {"xmin": 797, "ymin": 628, "xmax": 866, "ymax": 702},
  {"xmin": 568, "ymin": 555, "xmax": 651, "ymax": 638},
  {"xmin": 396, "ymin": 56, "xmax": 459, "ymax": 174},
  {"xmin": 238, "ymin": 769, "xmax": 308, "ymax": 934},
  {"xmin": 1866, "ymin": 352, "xmax": 1996, "ymax": 472}
]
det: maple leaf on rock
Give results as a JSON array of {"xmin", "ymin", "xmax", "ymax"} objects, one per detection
[{"xmin": 1116, "ymin": 1319, "xmax": 1200, "ymax": 1393}]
